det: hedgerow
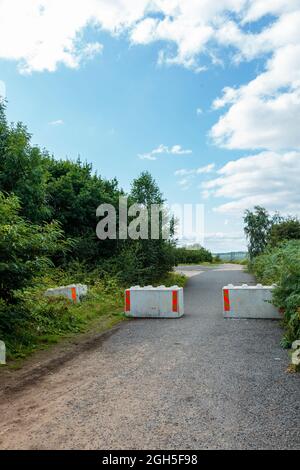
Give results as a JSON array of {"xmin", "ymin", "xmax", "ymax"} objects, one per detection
[{"xmin": 251, "ymin": 240, "xmax": 300, "ymax": 347}]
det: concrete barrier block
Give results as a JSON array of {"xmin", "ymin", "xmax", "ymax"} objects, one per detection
[
  {"xmin": 223, "ymin": 284, "xmax": 281, "ymax": 319},
  {"xmin": 125, "ymin": 285, "xmax": 184, "ymax": 318},
  {"xmin": 292, "ymin": 348, "xmax": 300, "ymax": 366},
  {"xmin": 76, "ymin": 284, "xmax": 88, "ymax": 298},
  {"xmin": 0, "ymin": 341, "xmax": 5, "ymax": 365},
  {"xmin": 45, "ymin": 284, "xmax": 88, "ymax": 303}
]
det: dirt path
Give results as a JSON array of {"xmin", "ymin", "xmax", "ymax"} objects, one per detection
[{"xmin": 0, "ymin": 265, "xmax": 299, "ymax": 449}]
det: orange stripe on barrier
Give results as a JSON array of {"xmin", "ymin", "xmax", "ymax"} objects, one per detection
[
  {"xmin": 223, "ymin": 289, "xmax": 230, "ymax": 312},
  {"xmin": 125, "ymin": 290, "xmax": 131, "ymax": 312},
  {"xmin": 71, "ymin": 287, "xmax": 77, "ymax": 303},
  {"xmin": 172, "ymin": 290, "xmax": 178, "ymax": 313}
]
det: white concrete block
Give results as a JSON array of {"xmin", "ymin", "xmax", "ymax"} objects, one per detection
[
  {"xmin": 223, "ymin": 284, "xmax": 281, "ymax": 319},
  {"xmin": 292, "ymin": 348, "xmax": 300, "ymax": 366},
  {"xmin": 0, "ymin": 341, "xmax": 5, "ymax": 365},
  {"xmin": 292, "ymin": 340, "xmax": 300, "ymax": 350},
  {"xmin": 125, "ymin": 286, "xmax": 184, "ymax": 318},
  {"xmin": 45, "ymin": 284, "xmax": 88, "ymax": 303}
]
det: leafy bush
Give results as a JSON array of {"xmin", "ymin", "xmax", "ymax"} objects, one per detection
[
  {"xmin": 173, "ymin": 247, "xmax": 213, "ymax": 265},
  {"xmin": 268, "ymin": 217, "xmax": 300, "ymax": 248},
  {"xmin": 244, "ymin": 205, "xmax": 300, "ymax": 258},
  {"xmin": 0, "ymin": 192, "xmax": 68, "ymax": 300},
  {"xmin": 251, "ymin": 240, "xmax": 300, "ymax": 347}
]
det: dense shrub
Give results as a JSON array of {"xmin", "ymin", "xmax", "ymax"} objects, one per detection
[
  {"xmin": 173, "ymin": 247, "xmax": 213, "ymax": 265},
  {"xmin": 268, "ymin": 217, "xmax": 300, "ymax": 248},
  {"xmin": 251, "ymin": 240, "xmax": 300, "ymax": 347},
  {"xmin": 45, "ymin": 157, "xmax": 124, "ymax": 264},
  {"xmin": 244, "ymin": 205, "xmax": 300, "ymax": 258},
  {"xmin": 0, "ymin": 192, "xmax": 67, "ymax": 300}
]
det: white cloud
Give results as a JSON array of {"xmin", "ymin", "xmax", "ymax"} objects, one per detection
[
  {"xmin": 196, "ymin": 107, "xmax": 203, "ymax": 115},
  {"xmin": 242, "ymin": 0, "xmax": 300, "ymax": 24},
  {"xmin": 211, "ymin": 43, "xmax": 300, "ymax": 150},
  {"xmin": 139, "ymin": 144, "xmax": 192, "ymax": 160},
  {"xmin": 0, "ymin": 0, "xmax": 105, "ymax": 73},
  {"xmin": 81, "ymin": 42, "xmax": 103, "ymax": 61},
  {"xmin": 197, "ymin": 163, "xmax": 215, "ymax": 174},
  {"xmin": 175, "ymin": 163, "xmax": 215, "ymax": 177},
  {"xmin": 138, "ymin": 153, "xmax": 157, "ymax": 161},
  {"xmin": 1, "ymin": 0, "xmax": 300, "ymax": 75},
  {"xmin": 49, "ymin": 119, "xmax": 64, "ymax": 126},
  {"xmin": 170, "ymin": 145, "xmax": 192, "ymax": 155},
  {"xmin": 175, "ymin": 163, "xmax": 215, "ymax": 190},
  {"xmin": 204, "ymin": 231, "xmax": 246, "ymax": 252},
  {"xmin": 203, "ymin": 151, "xmax": 300, "ymax": 215},
  {"xmin": 178, "ymin": 178, "xmax": 192, "ymax": 190}
]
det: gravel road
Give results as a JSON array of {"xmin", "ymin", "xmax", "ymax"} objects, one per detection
[{"xmin": 0, "ymin": 265, "xmax": 299, "ymax": 450}]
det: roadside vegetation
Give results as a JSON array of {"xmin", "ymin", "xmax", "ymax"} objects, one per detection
[
  {"xmin": 173, "ymin": 246, "xmax": 213, "ymax": 265},
  {"xmin": 0, "ymin": 100, "xmax": 192, "ymax": 361},
  {"xmin": 244, "ymin": 207, "xmax": 300, "ymax": 370},
  {"xmin": 224, "ymin": 259, "xmax": 248, "ymax": 265}
]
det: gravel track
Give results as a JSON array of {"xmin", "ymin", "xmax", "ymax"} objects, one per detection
[{"xmin": 0, "ymin": 265, "xmax": 299, "ymax": 450}]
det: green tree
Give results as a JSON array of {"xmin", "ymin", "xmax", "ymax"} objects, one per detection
[
  {"xmin": 117, "ymin": 172, "xmax": 174, "ymax": 285},
  {"xmin": 45, "ymin": 157, "xmax": 123, "ymax": 264},
  {"xmin": 244, "ymin": 206, "xmax": 273, "ymax": 259},
  {"xmin": 0, "ymin": 192, "xmax": 67, "ymax": 301},
  {"xmin": 130, "ymin": 171, "xmax": 164, "ymax": 206},
  {"xmin": 268, "ymin": 217, "xmax": 300, "ymax": 247},
  {"xmin": 0, "ymin": 100, "xmax": 49, "ymax": 223}
]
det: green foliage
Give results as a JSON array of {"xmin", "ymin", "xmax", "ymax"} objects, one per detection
[
  {"xmin": 116, "ymin": 170, "xmax": 176, "ymax": 286},
  {"xmin": 130, "ymin": 171, "xmax": 164, "ymax": 205},
  {"xmin": 0, "ymin": 192, "xmax": 67, "ymax": 300},
  {"xmin": 244, "ymin": 206, "xmax": 274, "ymax": 259},
  {"xmin": 250, "ymin": 240, "xmax": 300, "ymax": 347},
  {"xmin": 0, "ymin": 101, "xmax": 50, "ymax": 222},
  {"xmin": 244, "ymin": 206, "xmax": 300, "ymax": 259},
  {"xmin": 173, "ymin": 246, "xmax": 213, "ymax": 265},
  {"xmin": 268, "ymin": 217, "xmax": 300, "ymax": 248},
  {"xmin": 155, "ymin": 271, "xmax": 187, "ymax": 288},
  {"xmin": 45, "ymin": 157, "xmax": 123, "ymax": 263},
  {"xmin": 116, "ymin": 240, "xmax": 175, "ymax": 286},
  {"xmin": 246, "ymin": 206, "xmax": 300, "ymax": 351}
]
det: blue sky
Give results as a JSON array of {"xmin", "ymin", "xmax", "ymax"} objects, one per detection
[{"xmin": 1, "ymin": 1, "xmax": 299, "ymax": 251}]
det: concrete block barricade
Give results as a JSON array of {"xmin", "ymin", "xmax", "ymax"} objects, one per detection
[
  {"xmin": 125, "ymin": 285, "xmax": 184, "ymax": 318},
  {"xmin": 223, "ymin": 284, "xmax": 282, "ymax": 320},
  {"xmin": 45, "ymin": 284, "xmax": 88, "ymax": 303}
]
